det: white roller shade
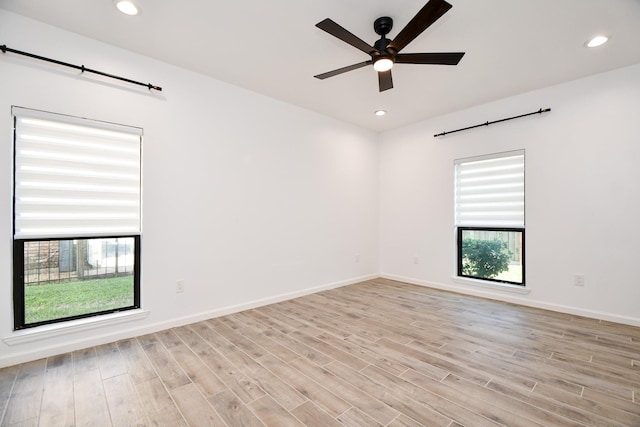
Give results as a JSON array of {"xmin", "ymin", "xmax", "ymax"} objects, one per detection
[
  {"xmin": 13, "ymin": 107, "xmax": 142, "ymax": 238},
  {"xmin": 455, "ymin": 151, "xmax": 524, "ymax": 227}
]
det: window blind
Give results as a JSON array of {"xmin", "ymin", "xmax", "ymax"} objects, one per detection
[
  {"xmin": 455, "ymin": 151, "xmax": 524, "ymax": 227},
  {"xmin": 13, "ymin": 107, "xmax": 142, "ymax": 238}
]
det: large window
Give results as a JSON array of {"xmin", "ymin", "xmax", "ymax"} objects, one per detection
[
  {"xmin": 454, "ymin": 151, "xmax": 525, "ymax": 285},
  {"xmin": 12, "ymin": 107, "xmax": 142, "ymax": 329}
]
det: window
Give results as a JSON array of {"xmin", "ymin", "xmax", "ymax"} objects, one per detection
[
  {"xmin": 454, "ymin": 151, "xmax": 525, "ymax": 285},
  {"xmin": 12, "ymin": 107, "xmax": 142, "ymax": 329}
]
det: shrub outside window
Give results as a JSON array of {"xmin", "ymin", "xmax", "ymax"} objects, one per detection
[{"xmin": 457, "ymin": 227, "xmax": 524, "ymax": 285}]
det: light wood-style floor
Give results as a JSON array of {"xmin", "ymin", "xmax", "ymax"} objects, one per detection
[{"xmin": 1, "ymin": 278, "xmax": 639, "ymax": 426}]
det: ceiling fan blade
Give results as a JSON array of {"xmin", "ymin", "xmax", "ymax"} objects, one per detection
[
  {"xmin": 395, "ymin": 52, "xmax": 465, "ymax": 65},
  {"xmin": 316, "ymin": 18, "xmax": 376, "ymax": 55},
  {"xmin": 314, "ymin": 61, "xmax": 372, "ymax": 80},
  {"xmin": 387, "ymin": 0, "xmax": 452, "ymax": 53},
  {"xmin": 378, "ymin": 70, "xmax": 393, "ymax": 92}
]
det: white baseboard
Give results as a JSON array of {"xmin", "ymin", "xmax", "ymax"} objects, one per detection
[
  {"xmin": 380, "ymin": 273, "xmax": 640, "ymax": 328},
  {"xmin": 0, "ymin": 273, "xmax": 378, "ymax": 368},
  {"xmin": 137, "ymin": 273, "xmax": 379, "ymax": 332}
]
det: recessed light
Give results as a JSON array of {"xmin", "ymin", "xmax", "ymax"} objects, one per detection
[
  {"xmin": 375, "ymin": 110, "xmax": 387, "ymax": 116},
  {"xmin": 114, "ymin": 0, "xmax": 140, "ymax": 16},
  {"xmin": 585, "ymin": 35, "xmax": 608, "ymax": 48}
]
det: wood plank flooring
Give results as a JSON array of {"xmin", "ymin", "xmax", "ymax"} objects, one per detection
[{"xmin": 1, "ymin": 278, "xmax": 639, "ymax": 426}]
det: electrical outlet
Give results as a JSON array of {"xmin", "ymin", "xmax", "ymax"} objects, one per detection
[
  {"xmin": 413, "ymin": 256, "xmax": 419, "ymax": 265},
  {"xmin": 574, "ymin": 274, "xmax": 584, "ymax": 287},
  {"xmin": 355, "ymin": 254, "xmax": 360, "ymax": 263},
  {"xmin": 176, "ymin": 280, "xmax": 185, "ymax": 293}
]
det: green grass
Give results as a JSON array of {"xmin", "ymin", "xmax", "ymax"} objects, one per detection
[{"xmin": 24, "ymin": 275, "xmax": 134, "ymax": 324}]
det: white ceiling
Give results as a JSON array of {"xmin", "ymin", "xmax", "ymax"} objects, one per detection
[{"xmin": 1, "ymin": 0, "xmax": 640, "ymax": 132}]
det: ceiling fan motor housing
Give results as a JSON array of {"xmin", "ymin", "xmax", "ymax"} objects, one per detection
[{"xmin": 374, "ymin": 37, "xmax": 391, "ymax": 55}]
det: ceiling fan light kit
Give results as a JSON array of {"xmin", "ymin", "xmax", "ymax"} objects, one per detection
[
  {"xmin": 373, "ymin": 57, "xmax": 393, "ymax": 72},
  {"xmin": 314, "ymin": 0, "xmax": 465, "ymax": 92}
]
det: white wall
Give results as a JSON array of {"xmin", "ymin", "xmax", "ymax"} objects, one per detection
[
  {"xmin": 0, "ymin": 11, "xmax": 379, "ymax": 367},
  {"xmin": 379, "ymin": 63, "xmax": 640, "ymax": 325}
]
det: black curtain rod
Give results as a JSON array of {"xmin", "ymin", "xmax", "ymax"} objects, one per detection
[
  {"xmin": 434, "ymin": 107, "xmax": 551, "ymax": 138},
  {"xmin": 1, "ymin": 44, "xmax": 162, "ymax": 92}
]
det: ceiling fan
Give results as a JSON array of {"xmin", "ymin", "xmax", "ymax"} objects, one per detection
[{"xmin": 314, "ymin": 0, "xmax": 465, "ymax": 92}]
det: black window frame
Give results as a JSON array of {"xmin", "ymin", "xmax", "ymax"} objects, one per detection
[
  {"xmin": 13, "ymin": 235, "xmax": 141, "ymax": 330},
  {"xmin": 11, "ymin": 107, "xmax": 143, "ymax": 330},
  {"xmin": 457, "ymin": 226, "xmax": 526, "ymax": 286}
]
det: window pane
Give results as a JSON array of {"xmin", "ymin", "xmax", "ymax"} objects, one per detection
[
  {"xmin": 22, "ymin": 237, "xmax": 136, "ymax": 325},
  {"xmin": 459, "ymin": 228, "xmax": 524, "ymax": 285}
]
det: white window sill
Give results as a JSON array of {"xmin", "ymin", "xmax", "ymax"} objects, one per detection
[
  {"xmin": 452, "ymin": 276, "xmax": 530, "ymax": 294},
  {"xmin": 2, "ymin": 309, "xmax": 149, "ymax": 346}
]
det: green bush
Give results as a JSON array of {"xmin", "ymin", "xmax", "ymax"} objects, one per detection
[{"xmin": 461, "ymin": 238, "xmax": 511, "ymax": 279}]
